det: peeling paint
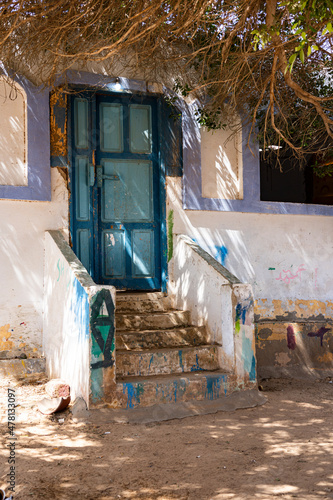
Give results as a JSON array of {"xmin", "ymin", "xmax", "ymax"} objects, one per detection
[
  {"xmin": 275, "ymin": 352, "xmax": 291, "ymax": 366},
  {"xmin": 255, "ymin": 299, "xmax": 333, "ymax": 322},
  {"xmin": 0, "ymin": 325, "xmax": 14, "ymax": 351},
  {"xmin": 50, "ymin": 91, "xmax": 67, "ymax": 157},
  {"xmin": 317, "ymin": 352, "xmax": 333, "ymax": 363}
]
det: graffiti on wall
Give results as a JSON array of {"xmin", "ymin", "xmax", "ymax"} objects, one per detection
[
  {"xmin": 56, "ymin": 258, "xmax": 72, "ymax": 290},
  {"xmin": 90, "ymin": 289, "xmax": 115, "ymax": 370},
  {"xmin": 287, "ymin": 325, "xmax": 296, "ymax": 350},
  {"xmin": 275, "ymin": 264, "xmax": 306, "ymax": 285},
  {"xmin": 308, "ymin": 326, "xmax": 331, "ymax": 347},
  {"xmin": 215, "ymin": 245, "xmax": 228, "ymax": 266},
  {"xmin": 235, "ymin": 300, "xmax": 253, "ymax": 334}
]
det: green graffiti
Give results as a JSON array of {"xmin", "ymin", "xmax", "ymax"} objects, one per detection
[{"xmin": 167, "ymin": 209, "xmax": 174, "ymax": 263}]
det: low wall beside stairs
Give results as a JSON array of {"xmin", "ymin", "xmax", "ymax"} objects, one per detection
[
  {"xmin": 169, "ymin": 235, "xmax": 257, "ymax": 389},
  {"xmin": 43, "ymin": 230, "xmax": 116, "ymax": 407}
]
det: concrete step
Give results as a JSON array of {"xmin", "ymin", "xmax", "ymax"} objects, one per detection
[
  {"xmin": 116, "ymin": 325, "xmax": 210, "ymax": 351},
  {"xmin": 116, "ymin": 292, "xmax": 172, "ymax": 313},
  {"xmin": 116, "ymin": 310, "xmax": 191, "ymax": 332},
  {"xmin": 116, "ymin": 345, "xmax": 220, "ymax": 377},
  {"xmin": 116, "ymin": 370, "xmax": 234, "ymax": 409}
]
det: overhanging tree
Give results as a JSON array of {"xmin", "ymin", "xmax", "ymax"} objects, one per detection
[{"xmin": 0, "ymin": 0, "xmax": 332, "ymax": 169}]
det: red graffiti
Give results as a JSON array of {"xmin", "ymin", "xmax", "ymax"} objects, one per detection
[{"xmin": 287, "ymin": 325, "xmax": 296, "ymax": 350}]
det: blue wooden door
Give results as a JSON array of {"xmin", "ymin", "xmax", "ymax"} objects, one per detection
[{"xmin": 70, "ymin": 93, "xmax": 162, "ymax": 290}]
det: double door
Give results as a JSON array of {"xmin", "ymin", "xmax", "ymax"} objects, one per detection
[{"xmin": 71, "ymin": 92, "xmax": 162, "ymax": 290}]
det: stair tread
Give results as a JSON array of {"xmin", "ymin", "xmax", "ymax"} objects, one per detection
[
  {"xmin": 117, "ymin": 369, "xmax": 228, "ymax": 384},
  {"xmin": 116, "ymin": 310, "xmax": 183, "ymax": 316},
  {"xmin": 116, "ymin": 291, "xmax": 166, "ymax": 300},
  {"xmin": 117, "ymin": 344, "xmax": 220, "ymax": 354},
  {"xmin": 117, "ymin": 326, "xmax": 206, "ymax": 335}
]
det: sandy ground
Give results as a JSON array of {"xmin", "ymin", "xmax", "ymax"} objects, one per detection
[{"xmin": 0, "ymin": 376, "xmax": 332, "ymax": 500}]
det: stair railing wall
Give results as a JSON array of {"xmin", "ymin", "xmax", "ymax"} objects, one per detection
[
  {"xmin": 169, "ymin": 234, "xmax": 257, "ymax": 387},
  {"xmin": 43, "ymin": 230, "xmax": 116, "ymax": 407}
]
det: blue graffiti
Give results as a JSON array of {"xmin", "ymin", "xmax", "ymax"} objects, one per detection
[
  {"xmin": 215, "ymin": 245, "xmax": 228, "ymax": 266},
  {"xmin": 190, "ymin": 354, "xmax": 200, "ymax": 372},
  {"xmin": 205, "ymin": 375, "xmax": 222, "ymax": 400},
  {"xmin": 178, "ymin": 350, "xmax": 184, "ymax": 372},
  {"xmin": 123, "ymin": 383, "xmax": 135, "ymax": 409},
  {"xmin": 236, "ymin": 303, "xmax": 248, "ymax": 326}
]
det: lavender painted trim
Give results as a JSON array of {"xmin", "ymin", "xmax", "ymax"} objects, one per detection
[
  {"xmin": 182, "ymin": 107, "xmax": 333, "ymax": 217},
  {"xmin": 0, "ymin": 75, "xmax": 51, "ymax": 201}
]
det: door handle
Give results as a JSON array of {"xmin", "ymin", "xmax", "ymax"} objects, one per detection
[{"xmin": 96, "ymin": 165, "xmax": 120, "ymax": 188}]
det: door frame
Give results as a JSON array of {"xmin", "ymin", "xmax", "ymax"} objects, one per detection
[{"xmin": 67, "ymin": 86, "xmax": 168, "ymax": 292}]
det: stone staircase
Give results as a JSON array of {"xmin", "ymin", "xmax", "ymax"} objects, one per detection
[{"xmin": 115, "ymin": 292, "xmax": 232, "ymax": 409}]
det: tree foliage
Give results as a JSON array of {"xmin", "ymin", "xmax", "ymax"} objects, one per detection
[{"xmin": 0, "ymin": 0, "xmax": 332, "ymax": 168}]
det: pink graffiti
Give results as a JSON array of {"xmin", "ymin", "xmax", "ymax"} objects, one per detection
[{"xmin": 275, "ymin": 264, "xmax": 306, "ymax": 285}]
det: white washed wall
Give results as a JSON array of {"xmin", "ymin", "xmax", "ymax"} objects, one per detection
[
  {"xmin": 167, "ymin": 177, "xmax": 333, "ymax": 315},
  {"xmin": 0, "ymin": 169, "xmax": 68, "ymax": 356}
]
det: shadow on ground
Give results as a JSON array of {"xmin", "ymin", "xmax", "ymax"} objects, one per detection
[{"xmin": 0, "ymin": 377, "xmax": 332, "ymax": 499}]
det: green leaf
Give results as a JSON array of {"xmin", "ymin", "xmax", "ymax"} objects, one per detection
[
  {"xmin": 327, "ymin": 22, "xmax": 333, "ymax": 32},
  {"xmin": 300, "ymin": 48, "xmax": 305, "ymax": 63},
  {"xmin": 289, "ymin": 53, "xmax": 297, "ymax": 64},
  {"xmin": 307, "ymin": 45, "xmax": 312, "ymax": 56}
]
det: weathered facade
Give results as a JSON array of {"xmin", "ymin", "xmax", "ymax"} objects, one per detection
[{"xmin": 0, "ymin": 65, "xmax": 332, "ymax": 408}]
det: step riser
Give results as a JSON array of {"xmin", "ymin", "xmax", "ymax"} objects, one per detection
[
  {"xmin": 116, "ymin": 297, "xmax": 172, "ymax": 313},
  {"xmin": 116, "ymin": 346, "xmax": 220, "ymax": 377},
  {"xmin": 116, "ymin": 326, "xmax": 210, "ymax": 350},
  {"xmin": 116, "ymin": 372, "xmax": 236, "ymax": 409},
  {"xmin": 116, "ymin": 311, "xmax": 191, "ymax": 331}
]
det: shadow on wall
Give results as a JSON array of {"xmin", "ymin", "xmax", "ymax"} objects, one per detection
[
  {"xmin": 166, "ymin": 176, "xmax": 255, "ymax": 285},
  {"xmin": 0, "ymin": 79, "xmax": 27, "ymax": 187}
]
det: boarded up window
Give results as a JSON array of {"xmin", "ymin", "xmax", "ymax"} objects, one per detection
[
  {"xmin": 201, "ymin": 124, "xmax": 243, "ymax": 200},
  {"xmin": 0, "ymin": 79, "xmax": 27, "ymax": 186}
]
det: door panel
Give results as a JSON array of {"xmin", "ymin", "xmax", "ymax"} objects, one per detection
[
  {"xmin": 102, "ymin": 230, "xmax": 125, "ymax": 278},
  {"xmin": 99, "ymin": 103, "xmax": 123, "ymax": 153},
  {"xmin": 75, "ymin": 156, "xmax": 90, "ymax": 221},
  {"xmin": 132, "ymin": 230, "xmax": 154, "ymax": 277},
  {"xmin": 71, "ymin": 92, "xmax": 162, "ymax": 290},
  {"xmin": 101, "ymin": 160, "xmax": 152, "ymax": 222},
  {"xmin": 129, "ymin": 105, "xmax": 152, "ymax": 153},
  {"xmin": 74, "ymin": 99, "xmax": 89, "ymax": 149}
]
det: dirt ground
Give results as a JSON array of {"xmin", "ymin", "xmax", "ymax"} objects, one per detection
[{"xmin": 0, "ymin": 376, "xmax": 332, "ymax": 500}]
